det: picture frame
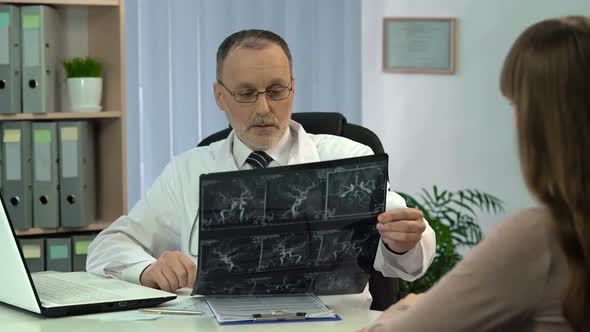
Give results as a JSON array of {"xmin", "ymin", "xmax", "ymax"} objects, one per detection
[{"xmin": 383, "ymin": 17, "xmax": 457, "ymax": 74}]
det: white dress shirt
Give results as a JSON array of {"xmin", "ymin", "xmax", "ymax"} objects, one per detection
[
  {"xmin": 87, "ymin": 121, "xmax": 436, "ymax": 301},
  {"xmin": 233, "ymin": 121, "xmax": 293, "ymax": 169}
]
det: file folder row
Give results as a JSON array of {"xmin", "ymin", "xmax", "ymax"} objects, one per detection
[
  {"xmin": 18, "ymin": 234, "xmax": 96, "ymax": 272},
  {"xmin": 0, "ymin": 4, "xmax": 59, "ymax": 114},
  {"xmin": 1, "ymin": 121, "xmax": 95, "ymax": 230}
]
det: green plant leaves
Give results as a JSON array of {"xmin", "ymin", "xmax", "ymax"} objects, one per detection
[
  {"xmin": 397, "ymin": 187, "xmax": 505, "ymax": 295},
  {"xmin": 62, "ymin": 57, "xmax": 103, "ymax": 78}
]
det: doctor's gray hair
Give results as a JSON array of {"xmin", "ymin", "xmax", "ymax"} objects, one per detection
[{"xmin": 216, "ymin": 29, "xmax": 293, "ymax": 80}]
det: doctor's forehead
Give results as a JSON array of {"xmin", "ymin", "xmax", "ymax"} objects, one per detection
[{"xmin": 220, "ymin": 45, "xmax": 291, "ymax": 85}]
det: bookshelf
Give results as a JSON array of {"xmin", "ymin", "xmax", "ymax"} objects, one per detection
[
  {"xmin": 0, "ymin": 111, "xmax": 121, "ymax": 120},
  {"xmin": 0, "ymin": 0, "xmax": 127, "ymax": 237},
  {"xmin": 11, "ymin": 0, "xmax": 119, "ymax": 6},
  {"xmin": 14, "ymin": 221, "xmax": 113, "ymax": 236}
]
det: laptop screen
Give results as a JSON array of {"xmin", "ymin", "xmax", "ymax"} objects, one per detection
[
  {"xmin": 0, "ymin": 194, "xmax": 42, "ymax": 313},
  {"xmin": 193, "ymin": 154, "xmax": 388, "ymax": 296}
]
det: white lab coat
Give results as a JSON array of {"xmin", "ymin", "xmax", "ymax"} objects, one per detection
[{"xmin": 87, "ymin": 121, "xmax": 436, "ymax": 299}]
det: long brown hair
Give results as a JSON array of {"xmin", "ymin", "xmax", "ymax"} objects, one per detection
[{"xmin": 500, "ymin": 16, "xmax": 590, "ymax": 331}]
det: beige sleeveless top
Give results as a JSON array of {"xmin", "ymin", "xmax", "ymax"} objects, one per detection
[{"xmin": 367, "ymin": 208, "xmax": 571, "ymax": 332}]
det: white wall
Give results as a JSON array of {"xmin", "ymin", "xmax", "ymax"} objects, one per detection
[{"xmin": 362, "ymin": 0, "xmax": 590, "ymax": 234}]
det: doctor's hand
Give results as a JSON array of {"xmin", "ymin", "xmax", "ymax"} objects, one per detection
[
  {"xmin": 377, "ymin": 208, "xmax": 426, "ymax": 254},
  {"xmin": 140, "ymin": 251, "xmax": 197, "ymax": 293}
]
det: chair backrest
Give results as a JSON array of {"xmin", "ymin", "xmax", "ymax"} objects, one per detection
[
  {"xmin": 197, "ymin": 112, "xmax": 399, "ymax": 310},
  {"xmin": 198, "ymin": 112, "xmax": 385, "ymax": 155}
]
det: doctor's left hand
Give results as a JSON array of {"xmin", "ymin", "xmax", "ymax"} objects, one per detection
[
  {"xmin": 376, "ymin": 208, "xmax": 426, "ymax": 254},
  {"xmin": 140, "ymin": 251, "xmax": 197, "ymax": 293}
]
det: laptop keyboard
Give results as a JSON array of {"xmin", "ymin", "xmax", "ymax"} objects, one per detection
[{"xmin": 33, "ymin": 275, "xmax": 124, "ymax": 304}]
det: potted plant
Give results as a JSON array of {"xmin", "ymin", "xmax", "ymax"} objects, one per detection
[
  {"xmin": 62, "ymin": 57, "xmax": 103, "ymax": 112},
  {"xmin": 398, "ymin": 186, "xmax": 505, "ymax": 294}
]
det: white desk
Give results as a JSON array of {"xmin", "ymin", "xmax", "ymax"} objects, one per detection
[{"xmin": 0, "ymin": 294, "xmax": 381, "ymax": 332}]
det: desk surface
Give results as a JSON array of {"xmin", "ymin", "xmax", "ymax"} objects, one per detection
[{"xmin": 0, "ymin": 294, "xmax": 381, "ymax": 332}]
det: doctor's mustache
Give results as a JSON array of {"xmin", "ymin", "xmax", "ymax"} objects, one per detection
[{"xmin": 250, "ymin": 116, "xmax": 278, "ymax": 127}]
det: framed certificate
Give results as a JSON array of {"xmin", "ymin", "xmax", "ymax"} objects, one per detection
[{"xmin": 383, "ymin": 17, "xmax": 457, "ymax": 74}]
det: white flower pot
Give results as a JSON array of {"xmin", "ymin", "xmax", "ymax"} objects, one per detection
[{"xmin": 67, "ymin": 77, "xmax": 103, "ymax": 112}]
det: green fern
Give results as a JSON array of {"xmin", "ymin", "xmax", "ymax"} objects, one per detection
[
  {"xmin": 398, "ymin": 186, "xmax": 504, "ymax": 294},
  {"xmin": 62, "ymin": 57, "xmax": 102, "ymax": 78}
]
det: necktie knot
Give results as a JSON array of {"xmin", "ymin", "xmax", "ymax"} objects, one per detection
[{"xmin": 246, "ymin": 151, "xmax": 273, "ymax": 169}]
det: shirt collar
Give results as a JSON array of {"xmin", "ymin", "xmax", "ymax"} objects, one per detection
[{"xmin": 233, "ymin": 126, "xmax": 292, "ymax": 168}]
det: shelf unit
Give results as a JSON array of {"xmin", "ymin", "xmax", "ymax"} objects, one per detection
[
  {"xmin": 14, "ymin": 221, "xmax": 113, "ymax": 236},
  {"xmin": 12, "ymin": 0, "xmax": 119, "ymax": 6},
  {"xmin": 0, "ymin": 111, "xmax": 121, "ymax": 120},
  {"xmin": 0, "ymin": 0, "xmax": 127, "ymax": 237}
]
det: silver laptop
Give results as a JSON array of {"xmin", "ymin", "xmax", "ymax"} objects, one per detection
[{"xmin": 0, "ymin": 195, "xmax": 176, "ymax": 317}]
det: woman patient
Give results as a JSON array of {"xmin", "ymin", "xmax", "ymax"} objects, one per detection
[{"xmin": 363, "ymin": 16, "xmax": 590, "ymax": 332}]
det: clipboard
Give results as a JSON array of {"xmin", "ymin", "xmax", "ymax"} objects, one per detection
[
  {"xmin": 205, "ymin": 294, "xmax": 341, "ymax": 325},
  {"xmin": 218, "ymin": 311, "xmax": 342, "ymax": 325}
]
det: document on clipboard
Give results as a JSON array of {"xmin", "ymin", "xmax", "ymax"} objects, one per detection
[{"xmin": 206, "ymin": 294, "xmax": 339, "ymax": 324}]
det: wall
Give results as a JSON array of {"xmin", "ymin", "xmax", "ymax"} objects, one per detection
[
  {"xmin": 125, "ymin": 0, "xmax": 361, "ymax": 208},
  {"xmin": 362, "ymin": 0, "xmax": 590, "ymax": 233}
]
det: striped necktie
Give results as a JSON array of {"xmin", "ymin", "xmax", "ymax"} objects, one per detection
[{"xmin": 246, "ymin": 151, "xmax": 273, "ymax": 169}]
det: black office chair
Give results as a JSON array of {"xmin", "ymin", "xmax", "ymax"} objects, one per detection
[{"xmin": 197, "ymin": 112, "xmax": 400, "ymax": 310}]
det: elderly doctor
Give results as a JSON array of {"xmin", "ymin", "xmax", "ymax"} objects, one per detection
[{"xmin": 87, "ymin": 29, "xmax": 436, "ymax": 305}]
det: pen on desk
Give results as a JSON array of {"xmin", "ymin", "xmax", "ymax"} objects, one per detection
[{"xmin": 141, "ymin": 309, "xmax": 204, "ymax": 315}]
